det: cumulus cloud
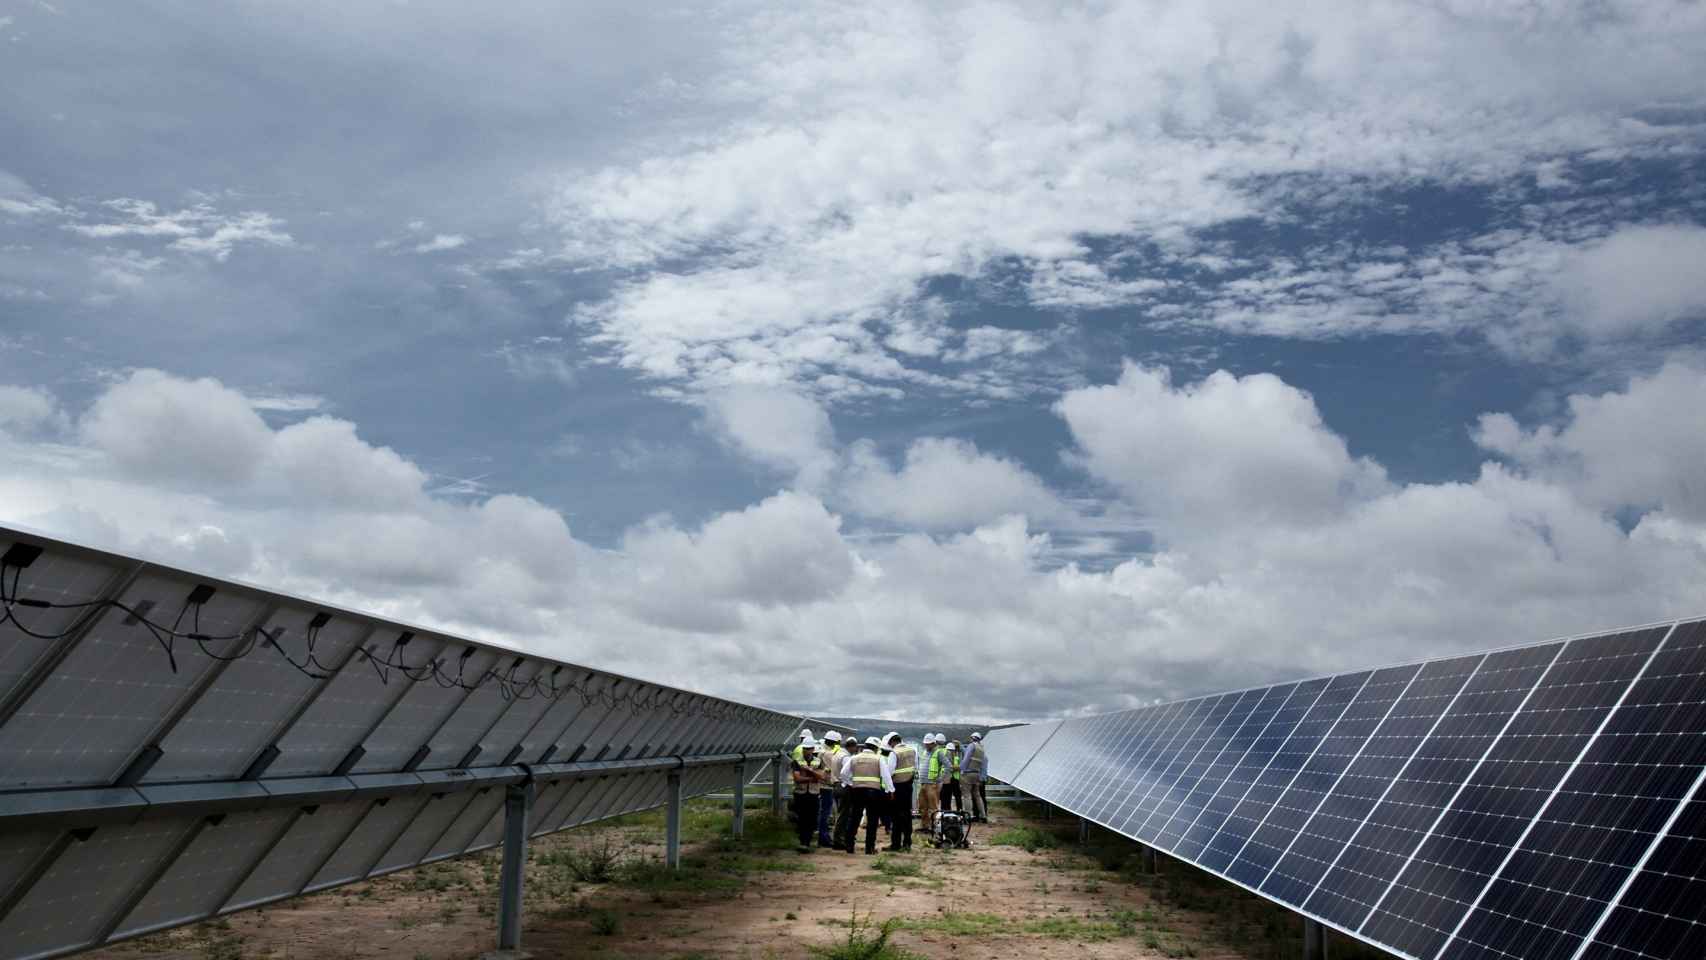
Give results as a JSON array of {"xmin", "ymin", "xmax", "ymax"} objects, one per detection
[
  {"xmin": 1058, "ymin": 364, "xmax": 1389, "ymax": 536},
  {"xmin": 703, "ymin": 384, "xmax": 1067, "ymax": 529},
  {"xmin": 702, "ymin": 386, "xmax": 838, "ymax": 489},
  {"xmin": 1554, "ymin": 224, "xmax": 1706, "ymax": 339},
  {"xmin": 1474, "ymin": 359, "xmax": 1706, "ymax": 522},
  {"xmin": 842, "ymin": 437, "xmax": 1064, "ymax": 530},
  {"xmin": 552, "ymin": 0, "xmax": 1706, "ymax": 394},
  {"xmin": 0, "ymin": 384, "xmax": 63, "ymax": 436},
  {"xmin": 4, "ymin": 362, "xmax": 1706, "ymax": 720}
]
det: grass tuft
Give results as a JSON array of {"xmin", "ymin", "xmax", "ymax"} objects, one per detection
[{"xmin": 809, "ymin": 909, "xmax": 922, "ymax": 960}]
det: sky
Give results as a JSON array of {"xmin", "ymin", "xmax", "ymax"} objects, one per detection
[{"xmin": 3, "ymin": 0, "xmax": 1706, "ymax": 723}]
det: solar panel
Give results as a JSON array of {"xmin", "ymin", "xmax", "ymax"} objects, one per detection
[
  {"xmin": 986, "ymin": 617, "xmax": 1706, "ymax": 960},
  {"xmin": 0, "ymin": 524, "xmax": 803, "ymax": 960}
]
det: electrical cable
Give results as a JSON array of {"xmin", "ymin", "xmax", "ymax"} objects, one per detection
[{"xmin": 0, "ymin": 555, "xmax": 765, "ymax": 724}]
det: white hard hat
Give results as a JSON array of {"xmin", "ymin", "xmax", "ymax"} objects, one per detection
[
  {"xmin": 823, "ymin": 730, "xmax": 842, "ymax": 743},
  {"xmin": 922, "ymin": 733, "xmax": 936, "ymax": 744},
  {"xmin": 933, "ymin": 733, "xmax": 945, "ymax": 741},
  {"xmin": 971, "ymin": 732, "xmax": 983, "ymax": 740},
  {"xmin": 799, "ymin": 728, "xmax": 815, "ymax": 740},
  {"xmin": 863, "ymin": 736, "xmax": 882, "ymax": 748},
  {"xmin": 885, "ymin": 732, "xmax": 901, "ymax": 745}
]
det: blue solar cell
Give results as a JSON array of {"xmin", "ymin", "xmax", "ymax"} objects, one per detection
[
  {"xmin": 1185, "ymin": 677, "xmax": 1329, "ymax": 870},
  {"xmin": 1445, "ymin": 620, "xmax": 1706, "ymax": 960},
  {"xmin": 1209, "ymin": 671, "xmax": 1371, "ymax": 881},
  {"xmin": 1123, "ymin": 693, "xmax": 1243, "ymax": 842},
  {"xmin": 1231, "ymin": 663, "xmax": 1420, "ymax": 896},
  {"xmin": 1149, "ymin": 689, "xmax": 1261, "ymax": 850},
  {"xmin": 1361, "ymin": 628, "xmax": 1666, "ymax": 960},
  {"xmin": 1303, "ymin": 643, "xmax": 1562, "ymax": 932},
  {"xmin": 1276, "ymin": 653, "xmax": 1482, "ymax": 913},
  {"xmin": 1577, "ymin": 793, "xmax": 1706, "ymax": 960},
  {"xmin": 1165, "ymin": 682, "xmax": 1300, "ymax": 860},
  {"xmin": 1106, "ymin": 697, "xmax": 1215, "ymax": 832}
]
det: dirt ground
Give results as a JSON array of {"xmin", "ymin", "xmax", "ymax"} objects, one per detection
[{"xmin": 92, "ymin": 800, "xmax": 1391, "ymax": 960}]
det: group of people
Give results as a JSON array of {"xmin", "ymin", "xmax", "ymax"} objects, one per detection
[{"xmin": 787, "ymin": 729, "xmax": 990, "ymax": 854}]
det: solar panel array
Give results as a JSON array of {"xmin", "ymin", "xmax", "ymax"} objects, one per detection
[
  {"xmin": 0, "ymin": 524, "xmax": 803, "ymax": 960},
  {"xmin": 984, "ymin": 617, "xmax": 1706, "ymax": 960}
]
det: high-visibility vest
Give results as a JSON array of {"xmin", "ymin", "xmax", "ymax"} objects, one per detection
[
  {"xmin": 850, "ymin": 752, "xmax": 884, "ymax": 788},
  {"xmin": 792, "ymin": 743, "xmax": 807, "ymax": 763},
  {"xmin": 927, "ymin": 747, "xmax": 945, "ymax": 781},
  {"xmin": 892, "ymin": 744, "xmax": 917, "ymax": 782},
  {"xmin": 950, "ymin": 750, "xmax": 961, "ymax": 778},
  {"xmin": 963, "ymin": 742, "xmax": 986, "ymax": 777},
  {"xmin": 823, "ymin": 746, "xmax": 844, "ymax": 777}
]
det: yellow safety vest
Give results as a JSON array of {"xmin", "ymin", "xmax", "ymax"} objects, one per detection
[
  {"xmin": 850, "ymin": 752, "xmax": 884, "ymax": 788},
  {"xmin": 892, "ymin": 744, "xmax": 917, "ymax": 782}
]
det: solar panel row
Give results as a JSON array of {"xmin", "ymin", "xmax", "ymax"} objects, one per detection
[
  {"xmin": 984, "ymin": 618, "xmax": 1706, "ymax": 960},
  {"xmin": 0, "ymin": 525, "xmax": 803, "ymax": 960}
]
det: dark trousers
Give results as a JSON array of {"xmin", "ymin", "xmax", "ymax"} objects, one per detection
[
  {"xmin": 844, "ymin": 788, "xmax": 884, "ymax": 853},
  {"xmin": 888, "ymin": 781, "xmax": 915, "ymax": 850},
  {"xmin": 817, "ymin": 791, "xmax": 836, "ymax": 845},
  {"xmin": 833, "ymin": 787, "xmax": 854, "ymax": 848},
  {"xmin": 792, "ymin": 793, "xmax": 817, "ymax": 847},
  {"xmin": 942, "ymin": 779, "xmax": 962, "ymax": 812}
]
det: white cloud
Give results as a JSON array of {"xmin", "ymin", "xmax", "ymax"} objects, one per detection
[
  {"xmin": 703, "ymin": 384, "xmax": 1067, "ymax": 529},
  {"xmin": 1057, "ymin": 364, "xmax": 1389, "ymax": 537},
  {"xmin": 169, "ymin": 210, "xmax": 294, "ymax": 260},
  {"xmin": 1474, "ymin": 359, "xmax": 1706, "ymax": 522},
  {"xmin": 1555, "ymin": 224, "xmax": 1706, "ymax": 339},
  {"xmin": 80, "ymin": 369, "xmax": 275, "ymax": 487},
  {"xmin": 0, "ymin": 384, "xmax": 63, "ymax": 436},
  {"xmin": 66, "ymin": 198, "xmax": 294, "ymax": 260},
  {"xmin": 414, "ymin": 233, "xmax": 467, "ymax": 253},
  {"xmin": 489, "ymin": 338, "xmax": 577, "ymax": 383},
  {"xmin": 702, "ymin": 386, "xmax": 838, "ymax": 489},
  {"xmin": 0, "ymin": 170, "xmax": 63, "ymax": 218},
  {"xmin": 842, "ymin": 437, "xmax": 1064, "ymax": 530},
  {"xmin": 550, "ymin": 0, "xmax": 1706, "ymax": 394},
  {"xmin": 4, "ymin": 362, "xmax": 1706, "ymax": 720}
]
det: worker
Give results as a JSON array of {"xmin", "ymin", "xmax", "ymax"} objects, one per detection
[
  {"xmin": 941, "ymin": 739, "xmax": 962, "ymax": 813},
  {"xmin": 791, "ymin": 728, "xmax": 816, "ymax": 763},
  {"xmin": 916, "ymin": 734, "xmax": 940, "ymax": 840},
  {"xmin": 832, "ymin": 732, "xmax": 858, "ymax": 850},
  {"xmin": 876, "ymin": 735, "xmax": 897, "ymax": 835},
  {"xmin": 818, "ymin": 731, "xmax": 845, "ymax": 847},
  {"xmin": 962, "ymin": 732, "xmax": 988, "ymax": 822},
  {"xmin": 842, "ymin": 736, "xmax": 893, "ymax": 854},
  {"xmin": 790, "ymin": 739, "xmax": 828, "ymax": 850},
  {"xmin": 886, "ymin": 733, "xmax": 917, "ymax": 851}
]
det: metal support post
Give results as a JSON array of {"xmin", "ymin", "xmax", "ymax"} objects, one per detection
[
  {"xmin": 1078, "ymin": 818, "xmax": 1089, "ymax": 844},
  {"xmin": 731, "ymin": 762, "xmax": 747, "ymax": 837},
  {"xmin": 665, "ymin": 769, "xmax": 684, "ymax": 869},
  {"xmin": 497, "ymin": 782, "xmax": 534, "ymax": 952},
  {"xmin": 770, "ymin": 753, "xmax": 785, "ymax": 816},
  {"xmin": 1140, "ymin": 843, "xmax": 1157, "ymax": 875},
  {"xmin": 1044, "ymin": 802, "xmax": 1053, "ymax": 821},
  {"xmin": 1303, "ymin": 917, "xmax": 1326, "ymax": 960}
]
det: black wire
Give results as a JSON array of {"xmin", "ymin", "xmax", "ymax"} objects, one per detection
[{"xmin": 2, "ymin": 559, "xmax": 753, "ymax": 717}]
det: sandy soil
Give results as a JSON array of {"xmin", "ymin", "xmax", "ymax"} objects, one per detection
[{"xmin": 91, "ymin": 804, "xmax": 1379, "ymax": 960}]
